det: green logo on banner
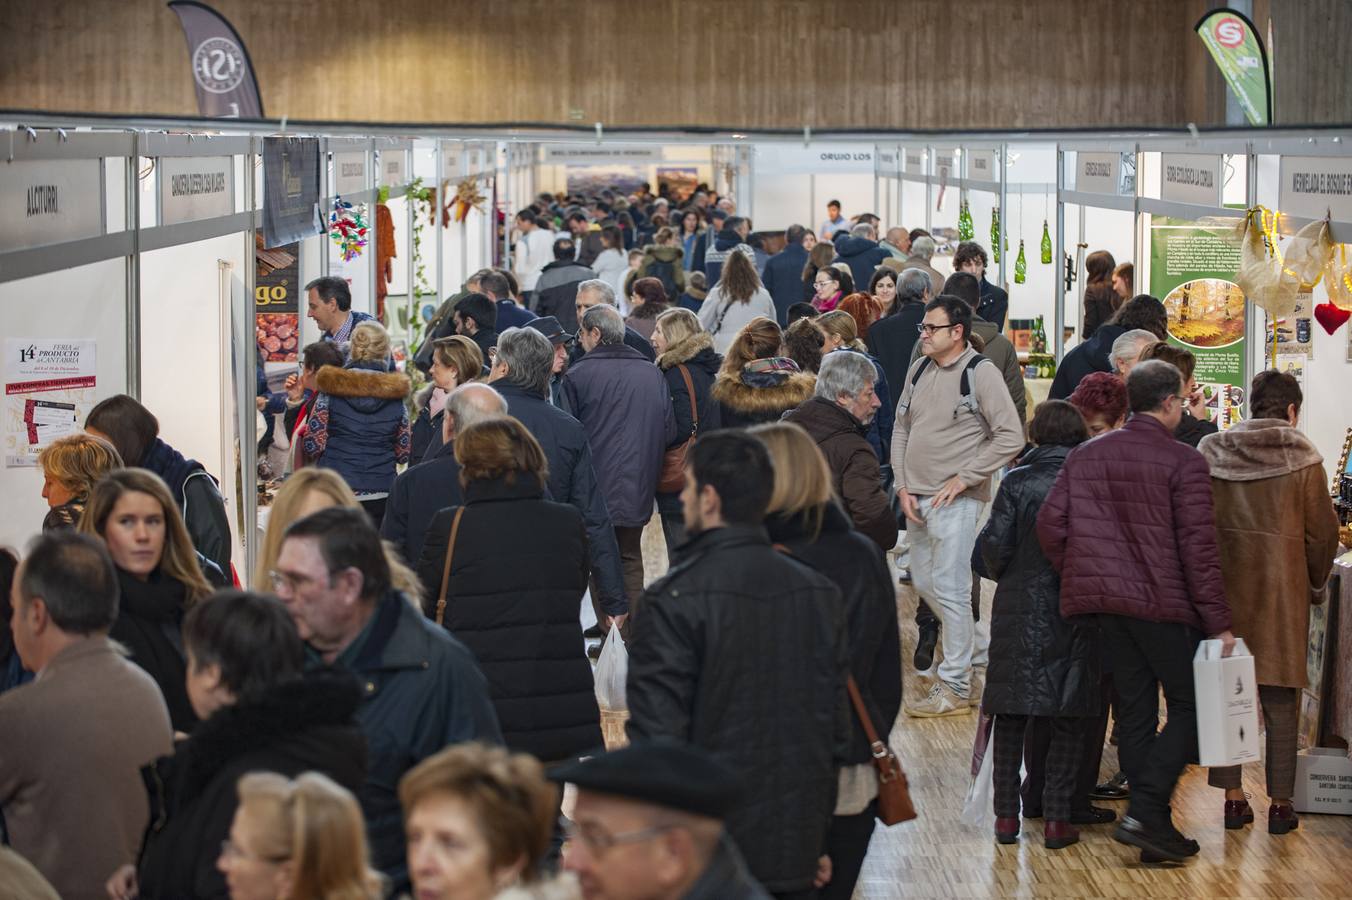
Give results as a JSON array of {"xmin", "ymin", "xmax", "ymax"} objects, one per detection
[{"xmin": 1196, "ymin": 9, "xmax": 1272, "ymax": 127}]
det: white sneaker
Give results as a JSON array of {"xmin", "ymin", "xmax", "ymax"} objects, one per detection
[{"xmin": 904, "ymin": 681, "xmax": 971, "ymax": 718}]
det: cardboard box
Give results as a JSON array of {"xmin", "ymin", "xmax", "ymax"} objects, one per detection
[
  {"xmin": 1193, "ymin": 638, "xmax": 1261, "ymax": 767},
  {"xmin": 1293, "ymin": 749, "xmax": 1352, "ymax": 815}
]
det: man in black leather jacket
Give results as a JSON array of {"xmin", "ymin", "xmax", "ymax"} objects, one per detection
[{"xmin": 626, "ymin": 431, "xmax": 849, "ymax": 899}]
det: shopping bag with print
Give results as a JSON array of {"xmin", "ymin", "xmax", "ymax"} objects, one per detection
[{"xmin": 1193, "ymin": 637, "xmax": 1261, "ymax": 767}]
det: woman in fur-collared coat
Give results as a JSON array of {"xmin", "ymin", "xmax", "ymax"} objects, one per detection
[
  {"xmin": 710, "ymin": 316, "xmax": 816, "ymax": 430},
  {"xmin": 304, "ymin": 321, "xmax": 411, "ymax": 527}
]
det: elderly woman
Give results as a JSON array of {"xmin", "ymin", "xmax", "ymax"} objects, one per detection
[
  {"xmin": 304, "ymin": 321, "xmax": 412, "ymax": 527},
  {"xmin": 401, "ymin": 743, "xmax": 573, "ymax": 900},
  {"xmin": 37, "ymin": 433, "xmax": 123, "ymax": 531}
]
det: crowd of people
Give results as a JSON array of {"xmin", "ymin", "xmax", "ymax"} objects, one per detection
[{"xmin": 0, "ymin": 183, "xmax": 1342, "ymax": 899}]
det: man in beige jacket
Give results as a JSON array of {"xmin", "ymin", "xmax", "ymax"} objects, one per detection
[{"xmin": 0, "ymin": 532, "xmax": 173, "ymax": 900}]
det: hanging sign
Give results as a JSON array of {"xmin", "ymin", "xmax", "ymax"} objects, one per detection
[
  {"xmin": 262, "ymin": 137, "xmax": 321, "ymax": 247},
  {"xmin": 1278, "ymin": 156, "xmax": 1352, "ymax": 223},
  {"xmin": 754, "ymin": 144, "xmax": 874, "ymax": 175},
  {"xmin": 542, "ymin": 144, "xmax": 662, "ymax": 164},
  {"xmin": 0, "ymin": 159, "xmax": 103, "ymax": 252},
  {"xmin": 380, "ymin": 151, "xmax": 406, "ymax": 187},
  {"xmin": 4, "ymin": 338, "xmax": 97, "ymax": 468},
  {"xmin": 903, "ymin": 147, "xmax": 925, "ymax": 175},
  {"xmin": 167, "ymin": 1, "xmax": 264, "ymax": 118},
  {"xmin": 1195, "ymin": 8, "xmax": 1271, "ymax": 127},
  {"xmin": 1161, "ymin": 154, "xmax": 1223, "ymax": 207},
  {"xmin": 332, "ymin": 151, "xmax": 368, "ymax": 197},
  {"xmin": 1076, "ymin": 152, "xmax": 1120, "ymax": 195},
  {"xmin": 440, "ymin": 143, "xmax": 463, "ymax": 179},
  {"xmin": 875, "ymin": 149, "xmax": 901, "ymax": 178},
  {"xmin": 159, "ymin": 155, "xmax": 233, "ymax": 225},
  {"xmin": 967, "ymin": 150, "xmax": 999, "ymax": 183}
]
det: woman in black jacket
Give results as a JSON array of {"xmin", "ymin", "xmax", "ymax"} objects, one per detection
[
  {"xmin": 79, "ymin": 468, "xmax": 220, "ymax": 733},
  {"xmin": 978, "ymin": 401, "xmax": 1100, "ymax": 850},
  {"xmin": 651, "ymin": 307, "xmax": 722, "ymax": 551},
  {"xmin": 106, "ymin": 592, "xmax": 366, "ymax": 900},
  {"xmin": 415, "ymin": 417, "xmax": 601, "ymax": 764},
  {"xmin": 753, "ymin": 421, "xmax": 900, "ymax": 900}
]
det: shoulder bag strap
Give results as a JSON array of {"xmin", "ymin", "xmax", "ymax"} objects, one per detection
[
  {"xmin": 434, "ymin": 507, "xmax": 466, "ymax": 626},
  {"xmin": 846, "ymin": 675, "xmax": 887, "ymax": 753},
  {"xmin": 677, "ymin": 364, "xmax": 698, "ymax": 434}
]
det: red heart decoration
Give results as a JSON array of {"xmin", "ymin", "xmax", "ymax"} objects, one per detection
[{"xmin": 1314, "ymin": 302, "xmax": 1351, "ymax": 335}]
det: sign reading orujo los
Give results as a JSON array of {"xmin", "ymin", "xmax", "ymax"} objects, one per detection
[
  {"xmin": 966, "ymin": 150, "xmax": 999, "ymax": 183},
  {"xmin": 1278, "ymin": 156, "xmax": 1352, "ymax": 223},
  {"xmin": 754, "ymin": 144, "xmax": 874, "ymax": 175},
  {"xmin": 158, "ymin": 155, "xmax": 234, "ymax": 225},
  {"xmin": 332, "ymin": 151, "xmax": 368, "ymax": 197},
  {"xmin": 380, "ymin": 151, "xmax": 406, "ymax": 188},
  {"xmin": 542, "ymin": 144, "xmax": 663, "ymax": 164},
  {"xmin": 1161, "ymin": 153, "xmax": 1223, "ymax": 207},
  {"xmin": 0, "ymin": 159, "xmax": 103, "ymax": 252},
  {"xmin": 1075, "ymin": 151, "xmax": 1120, "ymax": 195}
]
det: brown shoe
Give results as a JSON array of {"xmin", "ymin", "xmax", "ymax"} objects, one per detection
[
  {"xmin": 995, "ymin": 817, "xmax": 1019, "ymax": 845},
  {"xmin": 1044, "ymin": 820, "xmax": 1080, "ymax": 850},
  {"xmin": 1269, "ymin": 803, "xmax": 1300, "ymax": 835},
  {"xmin": 1224, "ymin": 799, "xmax": 1254, "ymax": 830}
]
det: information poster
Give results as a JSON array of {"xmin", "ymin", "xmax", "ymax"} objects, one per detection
[
  {"xmin": 1149, "ymin": 218, "xmax": 1247, "ymax": 429},
  {"xmin": 256, "ymin": 241, "xmax": 300, "ymax": 365},
  {"xmin": 1264, "ymin": 291, "xmax": 1315, "ymax": 362},
  {"xmin": 4, "ymin": 339, "xmax": 97, "ymax": 467}
]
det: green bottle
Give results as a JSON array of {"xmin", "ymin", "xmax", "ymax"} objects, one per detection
[
  {"xmin": 1033, "ymin": 314, "xmax": 1046, "ymax": 354},
  {"xmin": 958, "ymin": 198, "xmax": 974, "ymax": 241},
  {"xmin": 990, "ymin": 207, "xmax": 1001, "ymax": 263},
  {"xmin": 1040, "ymin": 220, "xmax": 1052, "ymax": 265},
  {"xmin": 1014, "ymin": 239, "xmax": 1027, "ymax": 284}
]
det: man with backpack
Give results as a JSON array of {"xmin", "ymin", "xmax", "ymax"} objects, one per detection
[{"xmin": 891, "ymin": 295, "xmax": 1024, "ymax": 717}]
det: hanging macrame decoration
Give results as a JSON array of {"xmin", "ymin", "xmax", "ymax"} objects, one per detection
[
  {"xmin": 1235, "ymin": 208, "xmax": 1330, "ymax": 321},
  {"xmin": 453, "ymin": 178, "xmax": 487, "ymax": 224},
  {"xmin": 328, "ymin": 196, "xmax": 369, "ymax": 262}
]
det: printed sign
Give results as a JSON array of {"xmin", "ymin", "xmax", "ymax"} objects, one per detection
[
  {"xmin": 262, "ymin": 137, "xmax": 322, "ymax": 247},
  {"xmin": 332, "ymin": 151, "xmax": 368, "ymax": 197},
  {"xmin": 1162, "ymin": 153, "xmax": 1223, "ymax": 207},
  {"xmin": 380, "ymin": 151, "xmax": 406, "ymax": 187},
  {"xmin": 1279, "ymin": 156, "xmax": 1352, "ymax": 223},
  {"xmin": 4, "ymin": 338, "xmax": 97, "ymax": 467},
  {"xmin": 159, "ymin": 155, "xmax": 233, "ymax": 225},
  {"xmin": 967, "ymin": 150, "xmax": 999, "ymax": 183},
  {"xmin": 441, "ymin": 143, "xmax": 463, "ymax": 178},
  {"xmin": 755, "ymin": 144, "xmax": 875, "ymax": 175},
  {"xmin": 875, "ymin": 149, "xmax": 901, "ymax": 178},
  {"xmin": 0, "ymin": 159, "xmax": 103, "ymax": 252},
  {"xmin": 1076, "ymin": 152, "xmax": 1120, "ymax": 195},
  {"xmin": 168, "ymin": 1, "xmax": 264, "ymax": 118},
  {"xmin": 542, "ymin": 144, "xmax": 663, "ymax": 164},
  {"xmin": 903, "ymin": 147, "xmax": 925, "ymax": 175}
]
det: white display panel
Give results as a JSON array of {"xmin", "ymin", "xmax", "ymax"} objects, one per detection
[{"xmin": 1063, "ymin": 204, "xmax": 1136, "ymax": 337}]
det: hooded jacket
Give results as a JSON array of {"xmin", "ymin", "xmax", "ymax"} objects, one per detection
[
  {"xmin": 1198, "ymin": 419, "xmax": 1341, "ymax": 686},
  {"xmin": 783, "ymin": 398, "xmax": 897, "ymax": 551},
  {"xmin": 306, "ymin": 361, "xmax": 412, "ymax": 495},
  {"xmin": 636, "ymin": 244, "xmax": 687, "ymax": 298},
  {"xmin": 711, "ymin": 362, "xmax": 816, "ymax": 429},
  {"xmin": 834, "ymin": 235, "xmax": 891, "ymax": 288},
  {"xmin": 141, "ymin": 438, "xmax": 232, "ymax": 579}
]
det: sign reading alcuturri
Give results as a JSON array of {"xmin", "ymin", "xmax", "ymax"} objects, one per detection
[
  {"xmin": 0, "ymin": 159, "xmax": 103, "ymax": 252},
  {"xmin": 159, "ymin": 155, "xmax": 234, "ymax": 225}
]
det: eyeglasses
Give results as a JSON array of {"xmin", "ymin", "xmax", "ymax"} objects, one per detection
[
  {"xmin": 563, "ymin": 819, "xmax": 675, "ymax": 854},
  {"xmin": 918, "ymin": 322, "xmax": 957, "ymax": 335},
  {"xmin": 220, "ymin": 839, "xmax": 290, "ymax": 865},
  {"xmin": 813, "ymin": 279, "xmax": 835, "ymax": 288},
  {"xmin": 268, "ymin": 569, "xmax": 326, "ymax": 593}
]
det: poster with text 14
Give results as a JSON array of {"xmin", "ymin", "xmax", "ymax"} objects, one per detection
[{"xmin": 4, "ymin": 339, "xmax": 96, "ymax": 467}]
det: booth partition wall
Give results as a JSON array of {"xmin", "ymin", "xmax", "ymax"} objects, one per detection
[{"xmin": 2, "ymin": 117, "xmax": 1348, "ymax": 583}]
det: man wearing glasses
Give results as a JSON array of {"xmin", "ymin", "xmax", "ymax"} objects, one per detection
[{"xmin": 891, "ymin": 296, "xmax": 1024, "ymax": 718}]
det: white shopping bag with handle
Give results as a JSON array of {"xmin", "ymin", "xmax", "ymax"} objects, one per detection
[
  {"xmin": 959, "ymin": 728, "xmax": 996, "ymax": 830},
  {"xmin": 1194, "ymin": 637, "xmax": 1261, "ymax": 767},
  {"xmin": 594, "ymin": 623, "xmax": 629, "ymax": 713}
]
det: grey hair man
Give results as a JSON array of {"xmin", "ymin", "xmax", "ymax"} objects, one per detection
[
  {"xmin": 850, "ymin": 222, "xmax": 877, "ymax": 240},
  {"xmin": 1110, "ymin": 329, "xmax": 1160, "ymax": 378},
  {"xmin": 382, "ymin": 382, "xmax": 507, "ymax": 564},
  {"xmin": 838, "ymin": 220, "xmax": 891, "ymax": 287},
  {"xmin": 887, "ymin": 234, "xmax": 946, "ymax": 298},
  {"xmin": 578, "ymin": 304, "xmax": 626, "ymax": 353},
  {"xmin": 784, "ymin": 352, "xmax": 896, "ymax": 550},
  {"xmin": 882, "ymin": 227, "xmax": 912, "ymax": 258},
  {"xmin": 570, "ymin": 277, "xmax": 657, "ymax": 363}
]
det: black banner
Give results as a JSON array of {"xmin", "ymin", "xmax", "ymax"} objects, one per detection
[
  {"xmin": 262, "ymin": 137, "xmax": 322, "ymax": 248},
  {"xmin": 167, "ymin": 1, "xmax": 264, "ymax": 118}
]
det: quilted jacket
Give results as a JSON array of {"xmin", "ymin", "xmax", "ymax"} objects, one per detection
[{"xmin": 1036, "ymin": 414, "xmax": 1231, "ymax": 635}]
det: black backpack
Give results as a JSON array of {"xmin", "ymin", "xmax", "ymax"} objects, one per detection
[
  {"xmin": 645, "ymin": 257, "xmax": 680, "ymax": 301},
  {"xmin": 896, "ymin": 353, "xmax": 995, "ymax": 439}
]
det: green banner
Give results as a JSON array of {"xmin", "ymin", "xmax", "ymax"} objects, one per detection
[
  {"xmin": 1149, "ymin": 218, "xmax": 1247, "ymax": 429},
  {"xmin": 1195, "ymin": 9, "xmax": 1272, "ymax": 126}
]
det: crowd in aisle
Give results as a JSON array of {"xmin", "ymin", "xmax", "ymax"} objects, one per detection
[{"xmin": 0, "ymin": 183, "xmax": 1342, "ymax": 900}]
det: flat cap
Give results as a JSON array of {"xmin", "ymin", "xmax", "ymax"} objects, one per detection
[
  {"xmin": 549, "ymin": 740, "xmax": 742, "ymax": 819},
  {"xmin": 527, "ymin": 316, "xmax": 572, "ymax": 345}
]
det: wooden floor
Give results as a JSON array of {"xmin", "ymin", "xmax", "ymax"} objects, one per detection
[{"xmin": 635, "ymin": 519, "xmax": 1352, "ymax": 899}]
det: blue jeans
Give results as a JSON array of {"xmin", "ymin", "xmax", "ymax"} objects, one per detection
[{"xmin": 909, "ymin": 494, "xmax": 985, "ymax": 695}]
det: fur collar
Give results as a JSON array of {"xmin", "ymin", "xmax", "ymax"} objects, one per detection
[
  {"xmin": 658, "ymin": 331, "xmax": 714, "ymax": 369},
  {"xmin": 493, "ymin": 876, "xmax": 581, "ymax": 900},
  {"xmin": 317, "ymin": 364, "xmax": 411, "ymax": 400},
  {"xmin": 712, "ymin": 370, "xmax": 816, "ymax": 412},
  {"xmin": 1198, "ymin": 418, "xmax": 1324, "ymax": 482}
]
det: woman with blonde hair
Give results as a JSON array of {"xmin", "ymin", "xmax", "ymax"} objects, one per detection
[
  {"xmin": 816, "ymin": 308, "xmax": 893, "ymax": 466},
  {"xmin": 80, "ymin": 468, "xmax": 217, "ymax": 732},
  {"xmin": 697, "ymin": 249, "xmax": 776, "ymax": 354},
  {"xmin": 256, "ymin": 468, "xmax": 422, "ymax": 607},
  {"xmin": 415, "ymin": 334, "xmax": 485, "ymax": 464},
  {"xmin": 400, "ymin": 742, "xmax": 573, "ymax": 900},
  {"xmin": 37, "ymin": 432, "xmax": 123, "ymax": 531},
  {"xmin": 750, "ymin": 422, "xmax": 899, "ymax": 900},
  {"xmin": 304, "ymin": 320, "xmax": 411, "ymax": 527},
  {"xmin": 711, "ymin": 317, "xmax": 815, "ymax": 428},
  {"xmin": 220, "ymin": 772, "xmax": 382, "ymax": 900}
]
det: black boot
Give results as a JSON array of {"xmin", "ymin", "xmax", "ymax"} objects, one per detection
[{"xmin": 914, "ymin": 622, "xmax": 940, "ymax": 671}]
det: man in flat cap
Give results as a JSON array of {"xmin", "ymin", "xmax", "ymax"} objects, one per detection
[{"xmin": 554, "ymin": 741, "xmax": 771, "ymax": 899}]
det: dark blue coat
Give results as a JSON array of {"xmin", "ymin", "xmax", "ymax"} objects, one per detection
[
  {"xmin": 306, "ymin": 362, "xmax": 411, "ymax": 494},
  {"xmin": 761, "ymin": 243, "xmax": 809, "ymax": 325},
  {"xmin": 866, "ymin": 301, "xmax": 926, "ymax": 406},
  {"xmin": 834, "ymin": 236, "xmax": 891, "ymax": 289},
  {"xmin": 381, "ymin": 439, "xmax": 463, "ymax": 565},
  {"xmin": 1048, "ymin": 324, "xmax": 1125, "ymax": 400},
  {"xmin": 495, "ymin": 298, "xmax": 537, "ymax": 330}
]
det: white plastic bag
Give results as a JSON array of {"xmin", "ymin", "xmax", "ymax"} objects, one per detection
[
  {"xmin": 594, "ymin": 624, "xmax": 628, "ymax": 712},
  {"xmin": 959, "ymin": 728, "xmax": 996, "ymax": 830}
]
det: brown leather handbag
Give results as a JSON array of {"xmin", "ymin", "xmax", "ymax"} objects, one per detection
[
  {"xmin": 847, "ymin": 675, "xmax": 918, "ymax": 825},
  {"xmin": 433, "ymin": 507, "xmax": 466, "ymax": 626},
  {"xmin": 657, "ymin": 364, "xmax": 698, "ymax": 494}
]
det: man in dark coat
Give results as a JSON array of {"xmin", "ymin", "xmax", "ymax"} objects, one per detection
[
  {"xmin": 1048, "ymin": 294, "xmax": 1167, "ymax": 399},
  {"xmin": 865, "ymin": 267, "xmax": 931, "ymax": 399},
  {"xmin": 567, "ymin": 211, "xmax": 606, "ymax": 267},
  {"xmin": 703, "ymin": 216, "xmax": 754, "ymax": 286},
  {"xmin": 834, "ymin": 222, "xmax": 892, "ymax": 289},
  {"xmin": 562, "ymin": 306, "xmax": 676, "ymax": 628},
  {"xmin": 627, "ymin": 431, "xmax": 848, "ymax": 898},
  {"xmin": 534, "ymin": 238, "xmax": 596, "ymax": 333},
  {"xmin": 570, "ymin": 279, "xmax": 655, "ymax": 363},
  {"xmin": 761, "ymin": 224, "xmax": 813, "ymax": 325},
  {"xmin": 453, "ymin": 292, "xmax": 499, "ymax": 357},
  {"xmin": 488, "ymin": 327, "xmax": 629, "ymax": 621},
  {"xmin": 478, "ymin": 270, "xmax": 537, "ymax": 330},
  {"xmin": 1037, "ymin": 360, "xmax": 1233, "ymax": 864},
  {"xmin": 276, "ymin": 508, "xmax": 501, "ymax": 892},
  {"xmin": 381, "ymin": 383, "xmax": 508, "ymax": 565},
  {"xmin": 784, "ymin": 352, "xmax": 897, "ymax": 551},
  {"xmin": 131, "ymin": 593, "xmax": 367, "ymax": 900},
  {"xmin": 954, "ymin": 241, "xmax": 1009, "ymax": 330}
]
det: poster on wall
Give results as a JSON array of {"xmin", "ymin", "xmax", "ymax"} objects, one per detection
[
  {"xmin": 566, "ymin": 165, "xmax": 647, "ymax": 197},
  {"xmin": 4, "ymin": 339, "xmax": 96, "ymax": 468},
  {"xmin": 657, "ymin": 167, "xmax": 699, "ymax": 203},
  {"xmin": 256, "ymin": 240, "xmax": 300, "ymax": 367},
  {"xmin": 1264, "ymin": 291, "xmax": 1314, "ymax": 362},
  {"xmin": 1149, "ymin": 218, "xmax": 1247, "ymax": 429}
]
